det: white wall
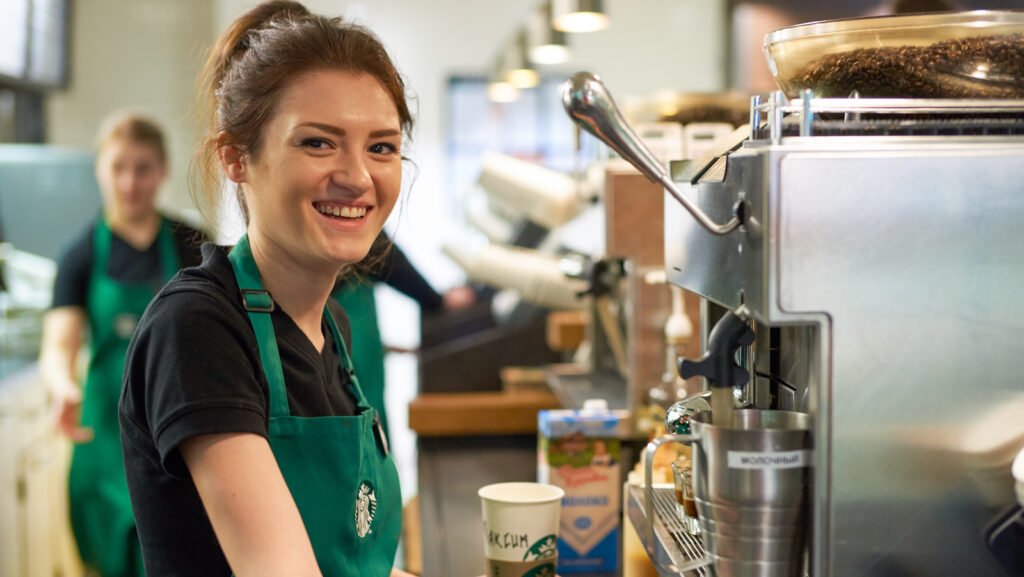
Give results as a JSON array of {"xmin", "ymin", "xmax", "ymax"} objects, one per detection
[{"xmin": 47, "ymin": 0, "xmax": 214, "ymax": 220}]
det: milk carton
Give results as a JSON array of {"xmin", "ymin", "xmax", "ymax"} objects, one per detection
[{"xmin": 538, "ymin": 400, "xmax": 630, "ymax": 575}]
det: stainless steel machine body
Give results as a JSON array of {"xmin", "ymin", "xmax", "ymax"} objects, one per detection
[{"xmin": 664, "ymin": 94, "xmax": 1024, "ymax": 576}]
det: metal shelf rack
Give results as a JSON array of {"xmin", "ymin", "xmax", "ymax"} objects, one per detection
[{"xmin": 625, "ymin": 485, "xmax": 710, "ymax": 577}]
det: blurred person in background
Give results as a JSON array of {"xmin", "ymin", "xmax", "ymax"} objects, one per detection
[
  {"xmin": 39, "ymin": 112, "xmax": 204, "ymax": 576},
  {"xmin": 334, "ymin": 231, "xmax": 475, "ymax": 439}
]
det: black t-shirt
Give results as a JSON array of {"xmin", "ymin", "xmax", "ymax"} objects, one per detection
[
  {"xmin": 51, "ymin": 216, "xmax": 205, "ymax": 309},
  {"xmin": 119, "ymin": 243, "xmax": 358, "ymax": 576}
]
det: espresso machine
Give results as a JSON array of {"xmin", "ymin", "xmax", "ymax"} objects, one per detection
[{"xmin": 562, "ymin": 10, "xmax": 1024, "ymax": 577}]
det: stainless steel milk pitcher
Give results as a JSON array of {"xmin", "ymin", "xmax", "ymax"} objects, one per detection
[{"xmin": 645, "ymin": 410, "xmax": 812, "ymax": 577}]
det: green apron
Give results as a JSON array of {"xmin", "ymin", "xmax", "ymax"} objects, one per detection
[
  {"xmin": 228, "ymin": 235, "xmax": 401, "ymax": 577},
  {"xmin": 332, "ymin": 280, "xmax": 389, "ymax": 437},
  {"xmin": 69, "ymin": 218, "xmax": 178, "ymax": 577}
]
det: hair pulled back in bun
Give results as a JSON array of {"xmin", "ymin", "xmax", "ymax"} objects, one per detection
[{"xmin": 191, "ymin": 0, "xmax": 413, "ymax": 229}]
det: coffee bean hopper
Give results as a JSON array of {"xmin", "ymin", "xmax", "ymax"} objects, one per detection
[{"xmin": 562, "ymin": 9, "xmax": 1024, "ymax": 577}]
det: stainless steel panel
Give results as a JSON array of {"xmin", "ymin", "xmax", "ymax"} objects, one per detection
[
  {"xmin": 777, "ymin": 148, "xmax": 1024, "ymax": 577},
  {"xmin": 666, "ymin": 131, "xmax": 1024, "ymax": 576},
  {"xmin": 664, "ymin": 148, "xmax": 767, "ymax": 313}
]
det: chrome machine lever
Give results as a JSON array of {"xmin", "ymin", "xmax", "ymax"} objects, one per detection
[{"xmin": 560, "ymin": 71, "xmax": 743, "ymax": 236}]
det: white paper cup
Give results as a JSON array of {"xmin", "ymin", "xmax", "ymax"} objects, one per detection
[{"xmin": 479, "ymin": 482, "xmax": 564, "ymax": 564}]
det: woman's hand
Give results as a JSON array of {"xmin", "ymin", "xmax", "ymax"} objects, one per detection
[
  {"xmin": 442, "ymin": 286, "xmax": 476, "ymax": 310},
  {"xmin": 390, "ymin": 569, "xmax": 417, "ymax": 577},
  {"xmin": 39, "ymin": 307, "xmax": 92, "ymax": 442},
  {"xmin": 52, "ymin": 382, "xmax": 93, "ymax": 442}
]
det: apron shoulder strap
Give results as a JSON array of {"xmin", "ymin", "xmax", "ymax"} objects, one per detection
[
  {"xmin": 156, "ymin": 217, "xmax": 182, "ymax": 282},
  {"xmin": 91, "ymin": 217, "xmax": 112, "ymax": 279},
  {"xmin": 227, "ymin": 235, "xmax": 291, "ymax": 419}
]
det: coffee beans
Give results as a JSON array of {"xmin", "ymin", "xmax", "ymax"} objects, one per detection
[
  {"xmin": 660, "ymin": 105, "xmax": 749, "ymax": 127},
  {"xmin": 791, "ymin": 34, "xmax": 1024, "ymax": 98}
]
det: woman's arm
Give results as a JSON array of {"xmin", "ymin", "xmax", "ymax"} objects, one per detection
[
  {"xmin": 377, "ymin": 242, "xmax": 477, "ymax": 313},
  {"xmin": 39, "ymin": 306, "xmax": 92, "ymax": 442},
  {"xmin": 182, "ymin": 432, "xmax": 322, "ymax": 577},
  {"xmin": 373, "ymin": 241, "xmax": 444, "ymax": 312}
]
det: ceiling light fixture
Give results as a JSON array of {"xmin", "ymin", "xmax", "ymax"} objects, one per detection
[
  {"xmin": 506, "ymin": 31, "xmax": 540, "ymax": 89},
  {"xmin": 551, "ymin": 0, "xmax": 609, "ymax": 33},
  {"xmin": 487, "ymin": 53, "xmax": 520, "ymax": 103},
  {"xmin": 528, "ymin": 2, "xmax": 570, "ymax": 64}
]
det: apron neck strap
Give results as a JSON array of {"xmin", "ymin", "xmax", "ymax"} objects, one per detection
[
  {"xmin": 228, "ymin": 234, "xmax": 370, "ymax": 418},
  {"xmin": 228, "ymin": 234, "xmax": 291, "ymax": 418},
  {"xmin": 322, "ymin": 305, "xmax": 369, "ymax": 408},
  {"xmin": 92, "ymin": 217, "xmax": 112, "ymax": 278}
]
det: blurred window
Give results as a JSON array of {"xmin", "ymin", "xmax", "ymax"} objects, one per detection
[{"xmin": 445, "ymin": 75, "xmax": 600, "ymax": 214}]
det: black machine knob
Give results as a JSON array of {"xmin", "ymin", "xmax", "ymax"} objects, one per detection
[
  {"xmin": 678, "ymin": 311, "xmax": 754, "ymax": 389},
  {"xmin": 985, "ymin": 504, "xmax": 1024, "ymax": 575}
]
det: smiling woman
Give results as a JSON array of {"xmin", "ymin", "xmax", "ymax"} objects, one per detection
[
  {"xmin": 225, "ymin": 70, "xmax": 404, "ymax": 273},
  {"xmin": 116, "ymin": 2, "xmax": 417, "ymax": 577}
]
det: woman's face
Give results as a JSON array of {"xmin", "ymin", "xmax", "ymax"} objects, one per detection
[
  {"xmin": 96, "ymin": 139, "xmax": 166, "ymax": 222},
  {"xmin": 237, "ymin": 70, "xmax": 403, "ymax": 272}
]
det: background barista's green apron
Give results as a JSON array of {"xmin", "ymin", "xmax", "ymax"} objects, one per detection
[
  {"xmin": 69, "ymin": 218, "xmax": 178, "ymax": 577},
  {"xmin": 332, "ymin": 280, "xmax": 389, "ymax": 437},
  {"xmin": 229, "ymin": 236, "xmax": 401, "ymax": 577}
]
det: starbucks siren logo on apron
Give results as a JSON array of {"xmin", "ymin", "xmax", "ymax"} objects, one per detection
[
  {"xmin": 114, "ymin": 313, "xmax": 140, "ymax": 339},
  {"xmin": 356, "ymin": 481, "xmax": 377, "ymax": 537}
]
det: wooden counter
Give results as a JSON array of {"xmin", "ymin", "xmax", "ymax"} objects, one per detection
[{"xmin": 408, "ymin": 390, "xmax": 561, "ymax": 437}]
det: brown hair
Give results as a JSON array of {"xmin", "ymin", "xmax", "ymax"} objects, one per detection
[
  {"xmin": 97, "ymin": 112, "xmax": 168, "ymax": 165},
  {"xmin": 191, "ymin": 0, "xmax": 413, "ymax": 231}
]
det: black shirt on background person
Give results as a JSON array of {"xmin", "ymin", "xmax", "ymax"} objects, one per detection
[{"xmin": 50, "ymin": 216, "xmax": 204, "ymax": 308}]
